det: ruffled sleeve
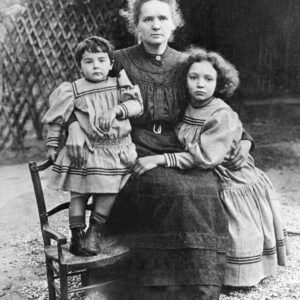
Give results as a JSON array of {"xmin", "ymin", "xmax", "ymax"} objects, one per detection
[
  {"xmin": 42, "ymin": 82, "xmax": 74, "ymax": 147},
  {"xmin": 117, "ymin": 69, "xmax": 143, "ymax": 119},
  {"xmin": 165, "ymin": 108, "xmax": 243, "ymax": 169}
]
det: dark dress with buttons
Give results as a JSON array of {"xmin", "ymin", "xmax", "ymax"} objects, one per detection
[{"xmin": 106, "ymin": 44, "xmax": 229, "ymax": 300}]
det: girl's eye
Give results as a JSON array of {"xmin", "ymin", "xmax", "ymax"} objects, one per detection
[
  {"xmin": 144, "ymin": 17, "xmax": 152, "ymax": 22},
  {"xmin": 189, "ymin": 76, "xmax": 197, "ymax": 80}
]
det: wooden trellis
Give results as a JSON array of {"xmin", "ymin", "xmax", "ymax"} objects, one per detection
[{"xmin": 0, "ymin": 0, "xmax": 123, "ymax": 151}]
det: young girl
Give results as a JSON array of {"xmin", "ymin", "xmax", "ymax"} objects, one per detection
[
  {"xmin": 42, "ymin": 36, "xmax": 143, "ymax": 256},
  {"xmin": 163, "ymin": 47, "xmax": 288, "ymax": 287}
]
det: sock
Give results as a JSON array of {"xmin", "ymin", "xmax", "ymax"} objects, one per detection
[
  {"xmin": 69, "ymin": 215, "xmax": 86, "ymax": 229},
  {"xmin": 90, "ymin": 211, "xmax": 108, "ymax": 225}
]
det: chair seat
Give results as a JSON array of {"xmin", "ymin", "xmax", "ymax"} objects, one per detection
[{"xmin": 44, "ymin": 237, "xmax": 130, "ymax": 269}]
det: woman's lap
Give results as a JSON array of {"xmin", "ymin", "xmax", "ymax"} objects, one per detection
[{"xmin": 107, "ymin": 166, "xmax": 229, "ymax": 287}]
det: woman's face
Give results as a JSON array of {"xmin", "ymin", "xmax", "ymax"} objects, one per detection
[
  {"xmin": 187, "ymin": 61, "xmax": 217, "ymax": 104},
  {"xmin": 137, "ymin": 0, "xmax": 175, "ymax": 47}
]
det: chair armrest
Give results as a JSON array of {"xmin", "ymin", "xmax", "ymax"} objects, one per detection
[{"xmin": 43, "ymin": 224, "xmax": 67, "ymax": 245}]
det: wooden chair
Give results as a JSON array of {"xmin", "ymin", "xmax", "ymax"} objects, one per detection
[{"xmin": 28, "ymin": 160, "xmax": 130, "ymax": 300}]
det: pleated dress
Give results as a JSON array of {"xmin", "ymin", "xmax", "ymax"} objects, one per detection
[
  {"xmin": 42, "ymin": 76, "xmax": 143, "ymax": 194},
  {"xmin": 171, "ymin": 97, "xmax": 288, "ymax": 287}
]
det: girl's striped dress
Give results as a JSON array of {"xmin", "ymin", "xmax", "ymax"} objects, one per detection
[
  {"xmin": 42, "ymin": 74, "xmax": 143, "ymax": 194},
  {"xmin": 163, "ymin": 97, "xmax": 288, "ymax": 287}
]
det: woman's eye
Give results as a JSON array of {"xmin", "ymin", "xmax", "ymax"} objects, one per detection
[
  {"xmin": 159, "ymin": 16, "xmax": 168, "ymax": 21},
  {"xmin": 144, "ymin": 17, "xmax": 152, "ymax": 22},
  {"xmin": 189, "ymin": 76, "xmax": 197, "ymax": 80}
]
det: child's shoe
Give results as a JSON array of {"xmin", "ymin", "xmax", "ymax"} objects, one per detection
[
  {"xmin": 69, "ymin": 228, "xmax": 93, "ymax": 256},
  {"xmin": 82, "ymin": 220, "xmax": 106, "ymax": 255}
]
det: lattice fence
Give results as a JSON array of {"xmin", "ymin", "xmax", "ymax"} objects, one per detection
[{"xmin": 0, "ymin": 0, "xmax": 126, "ymax": 151}]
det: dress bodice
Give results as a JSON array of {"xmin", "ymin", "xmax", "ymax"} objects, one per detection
[{"xmin": 115, "ymin": 44, "xmax": 188, "ymax": 127}]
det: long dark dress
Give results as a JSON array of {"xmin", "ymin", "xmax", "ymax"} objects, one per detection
[{"xmin": 104, "ymin": 44, "xmax": 229, "ymax": 299}]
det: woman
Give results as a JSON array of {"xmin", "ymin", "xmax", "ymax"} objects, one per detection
[{"xmin": 66, "ymin": 0, "xmax": 253, "ymax": 298}]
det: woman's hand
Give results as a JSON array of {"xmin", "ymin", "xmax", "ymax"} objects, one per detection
[
  {"xmin": 222, "ymin": 140, "xmax": 251, "ymax": 170},
  {"xmin": 46, "ymin": 146, "xmax": 57, "ymax": 161},
  {"xmin": 97, "ymin": 107, "xmax": 120, "ymax": 132},
  {"xmin": 132, "ymin": 155, "xmax": 166, "ymax": 175},
  {"xmin": 66, "ymin": 122, "xmax": 94, "ymax": 168}
]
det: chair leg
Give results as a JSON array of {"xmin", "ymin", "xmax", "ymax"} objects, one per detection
[
  {"xmin": 81, "ymin": 271, "xmax": 89, "ymax": 298},
  {"xmin": 46, "ymin": 258, "xmax": 56, "ymax": 300},
  {"xmin": 60, "ymin": 265, "xmax": 68, "ymax": 300},
  {"xmin": 81, "ymin": 270, "xmax": 89, "ymax": 286}
]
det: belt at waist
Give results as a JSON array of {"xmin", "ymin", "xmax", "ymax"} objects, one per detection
[{"xmin": 134, "ymin": 121, "xmax": 175, "ymax": 134}]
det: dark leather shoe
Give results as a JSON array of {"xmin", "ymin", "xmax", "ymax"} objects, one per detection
[
  {"xmin": 69, "ymin": 228, "xmax": 94, "ymax": 256},
  {"xmin": 82, "ymin": 222, "xmax": 106, "ymax": 254}
]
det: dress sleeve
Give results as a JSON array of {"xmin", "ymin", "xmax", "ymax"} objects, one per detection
[
  {"xmin": 164, "ymin": 151, "xmax": 196, "ymax": 169},
  {"xmin": 164, "ymin": 109, "xmax": 243, "ymax": 169},
  {"xmin": 116, "ymin": 69, "xmax": 144, "ymax": 119},
  {"xmin": 242, "ymin": 129, "xmax": 255, "ymax": 152},
  {"xmin": 42, "ymin": 82, "xmax": 75, "ymax": 147}
]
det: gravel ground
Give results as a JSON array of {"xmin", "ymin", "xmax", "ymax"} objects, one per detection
[
  {"xmin": 4, "ymin": 231, "xmax": 300, "ymax": 300},
  {"xmin": 3, "ymin": 228, "xmax": 300, "ymax": 299}
]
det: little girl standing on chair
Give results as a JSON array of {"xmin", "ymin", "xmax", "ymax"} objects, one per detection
[
  {"xmin": 42, "ymin": 36, "xmax": 143, "ymax": 256},
  {"xmin": 163, "ymin": 47, "xmax": 288, "ymax": 287}
]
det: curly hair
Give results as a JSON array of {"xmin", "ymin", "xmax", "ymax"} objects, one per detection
[
  {"xmin": 183, "ymin": 47, "xmax": 239, "ymax": 98},
  {"xmin": 74, "ymin": 36, "xmax": 114, "ymax": 66},
  {"xmin": 122, "ymin": 0, "xmax": 184, "ymax": 36}
]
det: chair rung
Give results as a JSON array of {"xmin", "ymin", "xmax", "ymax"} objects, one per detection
[
  {"xmin": 52, "ymin": 270, "xmax": 86, "ymax": 280},
  {"xmin": 68, "ymin": 279, "xmax": 120, "ymax": 294},
  {"xmin": 67, "ymin": 270, "xmax": 87, "ymax": 277},
  {"xmin": 49, "ymin": 262, "xmax": 59, "ymax": 276},
  {"xmin": 51, "ymin": 278, "xmax": 120, "ymax": 296},
  {"xmin": 53, "ymin": 283, "xmax": 61, "ymax": 295}
]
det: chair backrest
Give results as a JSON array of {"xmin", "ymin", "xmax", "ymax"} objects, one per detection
[
  {"xmin": 29, "ymin": 159, "xmax": 93, "ymax": 246},
  {"xmin": 29, "ymin": 159, "xmax": 54, "ymax": 245}
]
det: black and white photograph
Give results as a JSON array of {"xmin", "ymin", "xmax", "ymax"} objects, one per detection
[{"xmin": 0, "ymin": 0, "xmax": 299, "ymax": 299}]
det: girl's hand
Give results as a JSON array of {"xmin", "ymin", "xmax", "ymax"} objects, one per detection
[
  {"xmin": 98, "ymin": 108, "xmax": 119, "ymax": 132},
  {"xmin": 223, "ymin": 140, "xmax": 251, "ymax": 170},
  {"xmin": 66, "ymin": 122, "xmax": 94, "ymax": 168},
  {"xmin": 46, "ymin": 146, "xmax": 57, "ymax": 161},
  {"xmin": 132, "ymin": 155, "xmax": 166, "ymax": 175}
]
